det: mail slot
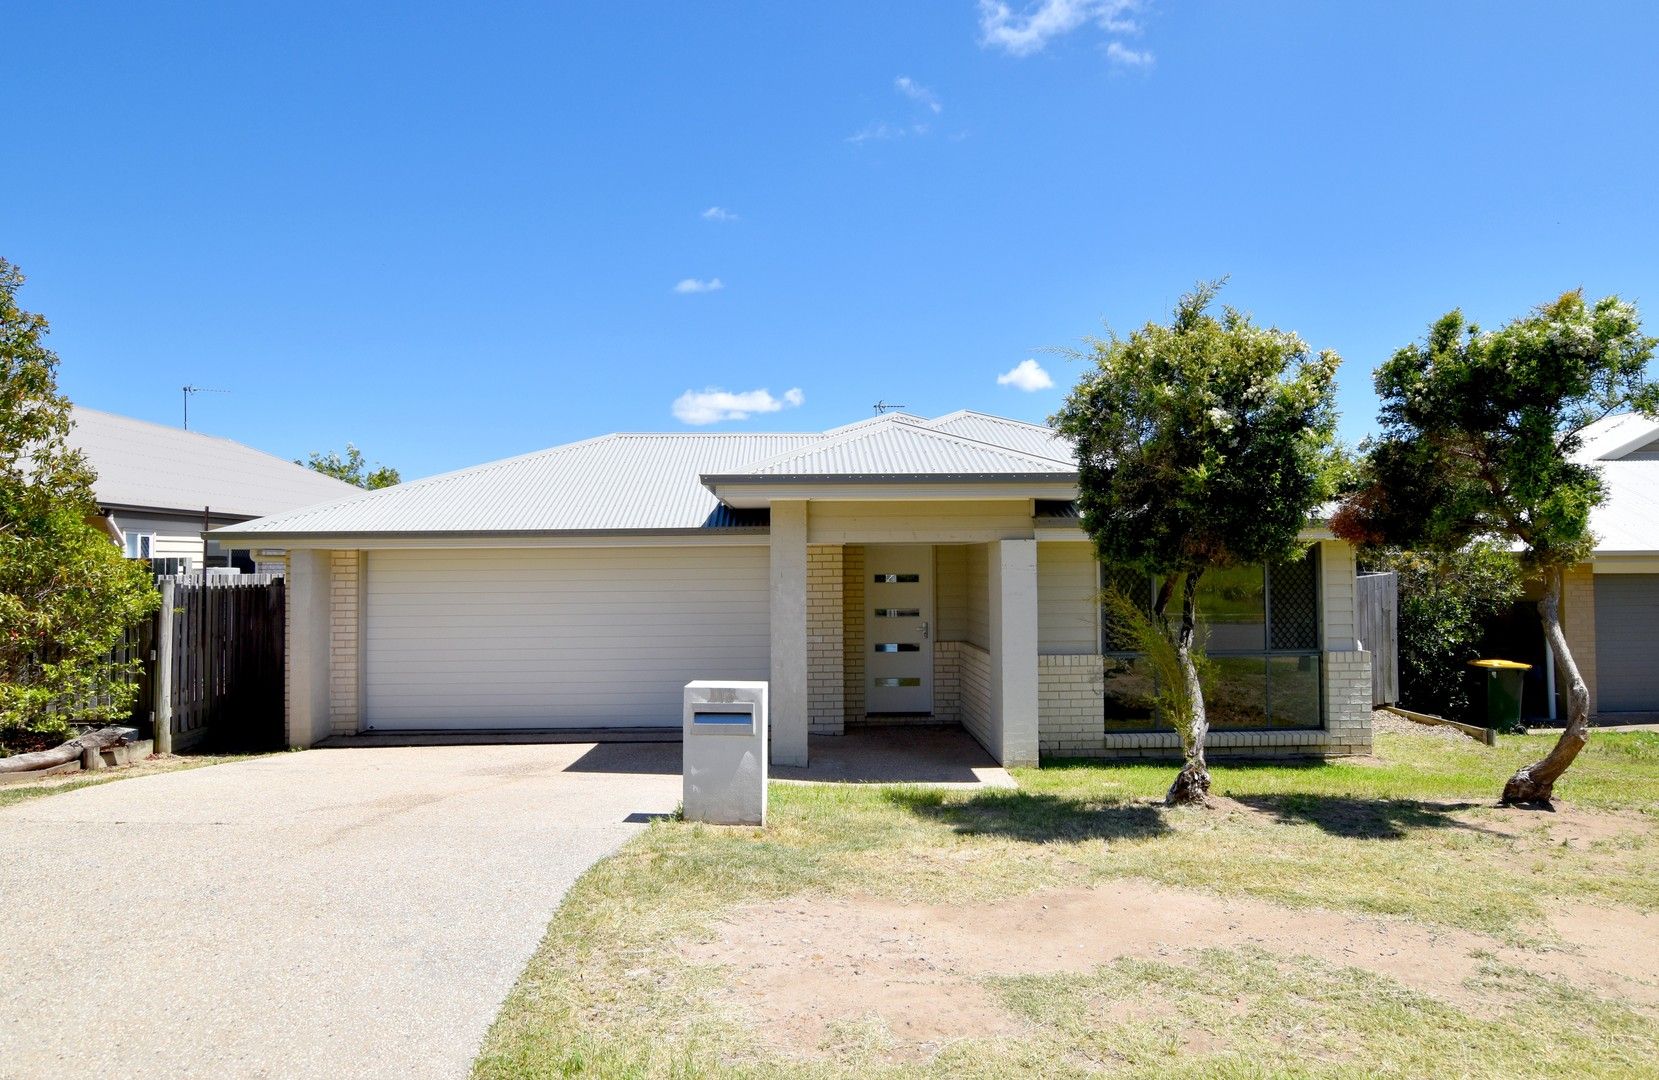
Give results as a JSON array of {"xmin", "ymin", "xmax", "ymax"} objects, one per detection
[
  {"xmin": 691, "ymin": 706, "xmax": 755, "ymax": 735},
  {"xmin": 683, "ymin": 680, "xmax": 768, "ymax": 826}
]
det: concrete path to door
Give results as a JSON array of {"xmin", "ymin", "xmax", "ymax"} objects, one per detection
[{"xmin": 0, "ymin": 742, "xmax": 681, "ymax": 1080}]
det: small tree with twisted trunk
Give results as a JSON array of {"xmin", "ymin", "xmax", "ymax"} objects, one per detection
[
  {"xmin": 1053, "ymin": 282, "xmax": 1341, "ymax": 805},
  {"xmin": 1332, "ymin": 290, "xmax": 1657, "ymax": 806}
]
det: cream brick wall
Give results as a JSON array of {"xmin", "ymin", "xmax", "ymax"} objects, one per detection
[
  {"xmin": 933, "ymin": 642, "xmax": 961, "ymax": 724},
  {"xmin": 956, "ymin": 641, "xmax": 993, "ymax": 751},
  {"xmin": 1039, "ymin": 654, "xmax": 1105, "ymax": 756},
  {"xmin": 328, "ymin": 551, "xmax": 361, "ymax": 736},
  {"xmin": 1032, "ymin": 650, "xmax": 1375, "ymax": 761},
  {"xmin": 1322, "ymin": 649, "xmax": 1373, "ymax": 756},
  {"xmin": 808, "ymin": 545, "xmax": 845, "ymax": 735},
  {"xmin": 1561, "ymin": 564, "xmax": 1597, "ymax": 716},
  {"xmin": 842, "ymin": 545, "xmax": 865, "ymax": 725}
]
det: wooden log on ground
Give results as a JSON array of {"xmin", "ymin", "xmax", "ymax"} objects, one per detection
[{"xmin": 0, "ymin": 726, "xmax": 135, "ymax": 774}]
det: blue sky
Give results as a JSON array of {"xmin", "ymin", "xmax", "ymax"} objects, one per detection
[{"xmin": 9, "ymin": 2, "xmax": 1659, "ymax": 480}]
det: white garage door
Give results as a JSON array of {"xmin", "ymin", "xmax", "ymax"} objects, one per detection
[{"xmin": 363, "ymin": 547, "xmax": 770, "ymax": 730}]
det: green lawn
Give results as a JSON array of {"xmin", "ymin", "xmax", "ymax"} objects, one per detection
[{"xmin": 475, "ymin": 729, "xmax": 1659, "ymax": 1079}]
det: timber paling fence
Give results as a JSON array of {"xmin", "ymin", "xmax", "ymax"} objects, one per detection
[
  {"xmin": 147, "ymin": 575, "xmax": 286, "ymax": 753},
  {"xmin": 1356, "ymin": 571, "xmax": 1400, "ymax": 707}
]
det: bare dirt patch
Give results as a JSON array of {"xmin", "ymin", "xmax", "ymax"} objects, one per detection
[
  {"xmin": 1449, "ymin": 802, "xmax": 1653, "ymax": 849},
  {"xmin": 685, "ymin": 880, "xmax": 1659, "ymax": 1059}
]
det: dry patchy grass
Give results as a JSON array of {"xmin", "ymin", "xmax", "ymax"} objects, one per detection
[{"xmin": 475, "ymin": 728, "xmax": 1659, "ymax": 1079}]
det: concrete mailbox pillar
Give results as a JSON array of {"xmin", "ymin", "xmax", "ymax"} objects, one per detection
[{"xmin": 683, "ymin": 680, "xmax": 769, "ymax": 826}]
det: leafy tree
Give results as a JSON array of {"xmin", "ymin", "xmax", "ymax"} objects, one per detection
[
  {"xmin": 1053, "ymin": 281, "xmax": 1341, "ymax": 804},
  {"xmin": 299, "ymin": 444, "xmax": 400, "ymax": 489},
  {"xmin": 1365, "ymin": 544, "xmax": 1522, "ymax": 726},
  {"xmin": 0, "ymin": 259, "xmax": 159, "ymax": 741},
  {"xmin": 1333, "ymin": 291, "xmax": 1657, "ymax": 804}
]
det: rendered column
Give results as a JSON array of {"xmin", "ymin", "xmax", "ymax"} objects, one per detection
[
  {"xmin": 989, "ymin": 538, "xmax": 1040, "ymax": 766},
  {"xmin": 769, "ymin": 501, "xmax": 810, "ymax": 766}
]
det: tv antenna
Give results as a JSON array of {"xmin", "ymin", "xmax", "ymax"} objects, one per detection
[
  {"xmin": 181, "ymin": 385, "xmax": 230, "ymax": 430},
  {"xmin": 872, "ymin": 400, "xmax": 908, "ymax": 415}
]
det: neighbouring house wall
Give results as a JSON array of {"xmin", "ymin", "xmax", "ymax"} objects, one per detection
[
  {"xmin": 108, "ymin": 509, "xmax": 243, "ymax": 566},
  {"xmin": 284, "ymin": 549, "xmax": 333, "ymax": 748},
  {"xmin": 329, "ymin": 551, "xmax": 362, "ymax": 737},
  {"xmin": 808, "ymin": 545, "xmax": 845, "ymax": 735},
  {"xmin": 842, "ymin": 545, "xmax": 865, "ymax": 726},
  {"xmin": 1038, "ymin": 541, "xmax": 1099, "ymax": 655},
  {"xmin": 1563, "ymin": 563, "xmax": 1598, "ymax": 716}
]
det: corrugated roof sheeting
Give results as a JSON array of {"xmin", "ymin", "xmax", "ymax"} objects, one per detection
[
  {"xmin": 225, "ymin": 433, "xmax": 818, "ymax": 534},
  {"xmin": 1591, "ymin": 461, "xmax": 1659, "ymax": 553},
  {"xmin": 726, "ymin": 420, "xmax": 1075, "ymax": 478},
  {"xmin": 68, "ymin": 407, "xmax": 362, "ymax": 518},
  {"xmin": 922, "ymin": 410, "xmax": 1076, "ymax": 463}
]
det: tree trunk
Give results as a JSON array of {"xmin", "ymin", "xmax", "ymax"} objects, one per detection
[
  {"xmin": 1166, "ymin": 570, "xmax": 1212, "ymax": 806},
  {"xmin": 1501, "ymin": 571, "xmax": 1590, "ymax": 806},
  {"xmin": 0, "ymin": 726, "xmax": 132, "ymax": 774}
]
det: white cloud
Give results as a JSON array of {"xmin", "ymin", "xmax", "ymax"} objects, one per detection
[
  {"xmin": 846, "ymin": 121, "xmax": 904, "ymax": 144},
  {"xmin": 978, "ymin": 0, "xmax": 1145, "ymax": 57},
  {"xmin": 673, "ymin": 277, "xmax": 725, "ymax": 294},
  {"xmin": 997, "ymin": 358, "xmax": 1055, "ymax": 391},
  {"xmin": 1105, "ymin": 40, "xmax": 1154, "ymax": 68},
  {"xmin": 701, "ymin": 206, "xmax": 738, "ymax": 222},
  {"xmin": 672, "ymin": 386, "xmax": 806, "ymax": 425},
  {"xmin": 895, "ymin": 76, "xmax": 942, "ymax": 114}
]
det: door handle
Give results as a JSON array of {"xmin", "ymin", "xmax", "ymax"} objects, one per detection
[{"xmin": 920, "ymin": 620, "xmax": 930, "ymax": 640}]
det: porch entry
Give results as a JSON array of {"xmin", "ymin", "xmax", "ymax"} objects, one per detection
[{"xmin": 864, "ymin": 544, "xmax": 934, "ymax": 713}]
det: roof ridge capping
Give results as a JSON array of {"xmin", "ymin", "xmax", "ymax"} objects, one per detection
[{"xmin": 705, "ymin": 416, "xmax": 1077, "ymax": 484}]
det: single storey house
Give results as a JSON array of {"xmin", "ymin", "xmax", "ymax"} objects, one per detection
[
  {"xmin": 68, "ymin": 407, "xmax": 362, "ymax": 573},
  {"xmin": 1534, "ymin": 412, "xmax": 1659, "ymax": 723},
  {"xmin": 212, "ymin": 411, "xmax": 1374, "ymax": 766}
]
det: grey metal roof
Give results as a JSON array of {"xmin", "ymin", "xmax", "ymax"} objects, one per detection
[
  {"xmin": 1591, "ymin": 461, "xmax": 1659, "ymax": 554},
  {"xmin": 1574, "ymin": 412, "xmax": 1659, "ymax": 463},
  {"xmin": 705, "ymin": 417, "xmax": 1075, "ymax": 482},
  {"xmin": 68, "ymin": 407, "xmax": 363, "ymax": 519},
  {"xmin": 922, "ymin": 410, "xmax": 1076, "ymax": 463},
  {"xmin": 214, "ymin": 411, "xmax": 1077, "ymax": 540},
  {"xmin": 217, "ymin": 433, "xmax": 819, "ymax": 537}
]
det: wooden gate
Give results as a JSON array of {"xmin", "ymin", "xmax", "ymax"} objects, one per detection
[
  {"xmin": 1356, "ymin": 571, "xmax": 1399, "ymax": 707},
  {"xmin": 152, "ymin": 576, "xmax": 286, "ymax": 752}
]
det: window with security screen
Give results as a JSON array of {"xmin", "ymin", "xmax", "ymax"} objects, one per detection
[{"xmin": 1099, "ymin": 548, "xmax": 1323, "ymax": 731}]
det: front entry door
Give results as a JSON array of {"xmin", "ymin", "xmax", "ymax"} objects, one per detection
[{"xmin": 865, "ymin": 545, "xmax": 934, "ymax": 713}]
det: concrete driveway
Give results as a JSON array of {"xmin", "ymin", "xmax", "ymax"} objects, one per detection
[{"xmin": 0, "ymin": 743, "xmax": 681, "ymax": 1079}]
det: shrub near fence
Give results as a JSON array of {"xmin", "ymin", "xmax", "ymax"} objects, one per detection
[{"xmin": 153, "ymin": 575, "xmax": 285, "ymax": 752}]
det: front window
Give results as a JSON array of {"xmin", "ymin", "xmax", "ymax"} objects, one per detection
[
  {"xmin": 1101, "ymin": 549, "xmax": 1322, "ymax": 731},
  {"xmin": 123, "ymin": 532, "xmax": 154, "ymax": 559}
]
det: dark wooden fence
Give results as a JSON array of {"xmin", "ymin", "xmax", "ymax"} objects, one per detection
[
  {"xmin": 1356, "ymin": 571, "xmax": 1400, "ymax": 707},
  {"xmin": 152, "ymin": 575, "xmax": 286, "ymax": 752}
]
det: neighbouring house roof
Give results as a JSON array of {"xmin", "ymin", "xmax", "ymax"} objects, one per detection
[
  {"xmin": 1570, "ymin": 413, "xmax": 1659, "ymax": 556},
  {"xmin": 67, "ymin": 407, "xmax": 363, "ymax": 520},
  {"xmin": 213, "ymin": 410, "xmax": 1078, "ymax": 540}
]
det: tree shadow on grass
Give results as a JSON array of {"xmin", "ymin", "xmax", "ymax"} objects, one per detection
[
  {"xmin": 1233, "ymin": 794, "xmax": 1501, "ymax": 840},
  {"xmin": 883, "ymin": 787, "xmax": 1170, "ymax": 844}
]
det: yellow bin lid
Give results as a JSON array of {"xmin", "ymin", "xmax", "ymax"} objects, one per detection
[{"xmin": 1468, "ymin": 658, "xmax": 1532, "ymax": 671}]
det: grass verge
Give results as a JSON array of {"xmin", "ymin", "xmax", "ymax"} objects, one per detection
[{"xmin": 475, "ymin": 728, "xmax": 1659, "ymax": 1078}]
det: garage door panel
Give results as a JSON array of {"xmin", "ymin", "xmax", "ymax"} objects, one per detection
[
  {"xmin": 1594, "ymin": 574, "xmax": 1659, "ymax": 714},
  {"xmin": 364, "ymin": 547, "xmax": 770, "ymax": 729}
]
